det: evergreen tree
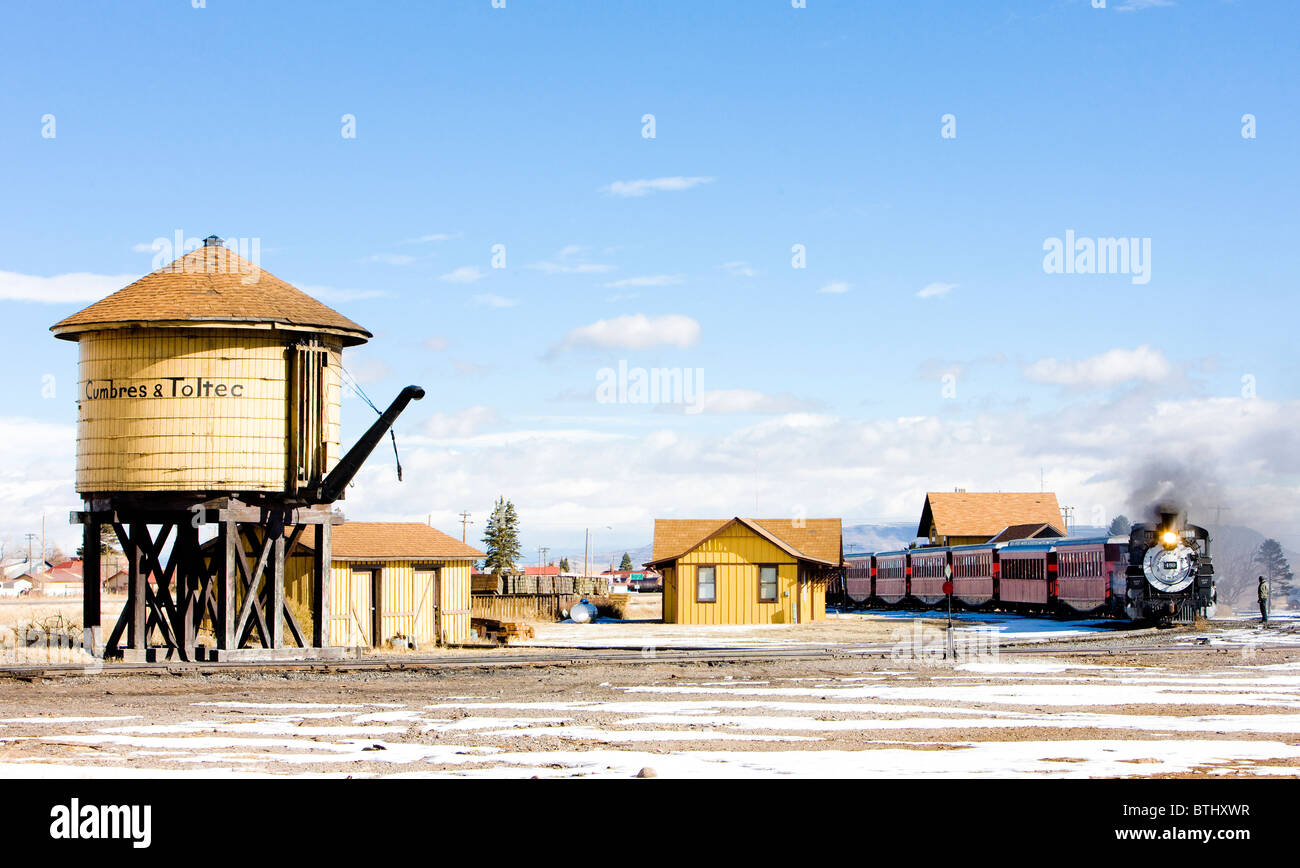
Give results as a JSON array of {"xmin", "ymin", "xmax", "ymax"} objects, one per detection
[
  {"xmin": 559, "ymin": 557, "xmax": 570, "ymax": 572},
  {"xmin": 481, "ymin": 497, "xmax": 522, "ymax": 573},
  {"xmin": 619, "ymin": 552, "xmax": 633, "ymax": 571},
  {"xmin": 76, "ymin": 525, "xmax": 120, "ymax": 560},
  {"xmin": 1107, "ymin": 515, "xmax": 1132, "ymax": 536},
  {"xmin": 1253, "ymin": 539, "xmax": 1294, "ymax": 602}
]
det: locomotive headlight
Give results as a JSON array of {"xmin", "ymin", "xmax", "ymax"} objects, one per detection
[{"xmin": 1161, "ymin": 531, "xmax": 1179, "ymax": 548}]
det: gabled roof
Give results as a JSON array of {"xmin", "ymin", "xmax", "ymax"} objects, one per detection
[
  {"xmin": 205, "ymin": 521, "xmax": 485, "ymax": 561},
  {"xmin": 325, "ymin": 522, "xmax": 484, "ymax": 562},
  {"xmin": 918, "ymin": 492, "xmax": 1064, "ymax": 539},
  {"xmin": 988, "ymin": 522, "xmax": 1066, "ymax": 544},
  {"xmin": 648, "ymin": 517, "xmax": 842, "ymax": 568},
  {"xmin": 51, "ymin": 241, "xmax": 371, "ymax": 346},
  {"xmin": 35, "ymin": 568, "xmax": 82, "ymax": 583}
]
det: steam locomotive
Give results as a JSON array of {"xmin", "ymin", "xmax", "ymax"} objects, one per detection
[{"xmin": 838, "ymin": 509, "xmax": 1215, "ymax": 624}]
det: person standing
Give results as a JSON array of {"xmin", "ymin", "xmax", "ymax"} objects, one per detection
[{"xmin": 1258, "ymin": 575, "xmax": 1270, "ymax": 623}]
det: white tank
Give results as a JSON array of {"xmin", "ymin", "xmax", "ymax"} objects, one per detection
[{"xmin": 570, "ymin": 599, "xmax": 598, "ymax": 624}]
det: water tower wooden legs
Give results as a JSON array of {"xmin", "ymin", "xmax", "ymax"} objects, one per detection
[{"xmin": 73, "ymin": 499, "xmax": 341, "ymax": 663}]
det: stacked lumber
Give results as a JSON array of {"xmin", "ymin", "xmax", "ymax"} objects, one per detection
[{"xmin": 471, "ymin": 617, "xmax": 535, "ymax": 645}]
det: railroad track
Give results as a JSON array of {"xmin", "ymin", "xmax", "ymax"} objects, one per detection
[{"xmin": 1, "ymin": 632, "xmax": 1296, "ymax": 679}]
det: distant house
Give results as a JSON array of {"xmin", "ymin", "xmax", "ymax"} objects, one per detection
[
  {"xmin": 104, "ymin": 569, "xmax": 159, "ymax": 594},
  {"xmin": 0, "ymin": 577, "xmax": 33, "ymax": 598},
  {"xmin": 917, "ymin": 491, "xmax": 1065, "ymax": 547},
  {"xmin": 647, "ymin": 517, "xmax": 842, "ymax": 625},
  {"xmin": 29, "ymin": 562, "xmax": 83, "ymax": 597}
]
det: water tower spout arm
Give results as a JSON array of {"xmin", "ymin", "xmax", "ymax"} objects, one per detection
[{"xmin": 315, "ymin": 385, "xmax": 425, "ymax": 503}]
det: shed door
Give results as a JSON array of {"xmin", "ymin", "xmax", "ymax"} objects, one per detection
[
  {"xmin": 349, "ymin": 568, "xmax": 375, "ymax": 648},
  {"xmin": 413, "ymin": 567, "xmax": 441, "ymax": 647}
]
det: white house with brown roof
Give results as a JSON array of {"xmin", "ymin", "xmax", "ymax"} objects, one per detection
[
  {"xmin": 646, "ymin": 517, "xmax": 842, "ymax": 625},
  {"xmin": 917, "ymin": 491, "xmax": 1066, "ymax": 547}
]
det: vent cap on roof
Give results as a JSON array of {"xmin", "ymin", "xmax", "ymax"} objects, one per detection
[{"xmin": 203, "ymin": 235, "xmax": 224, "ymax": 247}]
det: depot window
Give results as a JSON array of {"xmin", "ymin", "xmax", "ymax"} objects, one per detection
[
  {"xmin": 759, "ymin": 565, "xmax": 778, "ymax": 602},
  {"xmin": 697, "ymin": 565, "xmax": 716, "ymax": 603}
]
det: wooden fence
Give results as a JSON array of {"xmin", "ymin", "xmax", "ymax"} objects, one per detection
[{"xmin": 470, "ymin": 594, "xmax": 569, "ymax": 623}]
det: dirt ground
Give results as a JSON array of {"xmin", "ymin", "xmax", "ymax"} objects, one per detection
[{"xmin": 2, "ymin": 614, "xmax": 1298, "ymax": 778}]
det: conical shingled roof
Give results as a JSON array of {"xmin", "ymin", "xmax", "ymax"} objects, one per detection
[{"xmin": 50, "ymin": 242, "xmax": 371, "ymax": 346}]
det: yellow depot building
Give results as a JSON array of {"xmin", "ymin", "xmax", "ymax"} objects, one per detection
[
  {"xmin": 286, "ymin": 522, "xmax": 483, "ymax": 649},
  {"xmin": 648, "ymin": 518, "xmax": 842, "ymax": 625}
]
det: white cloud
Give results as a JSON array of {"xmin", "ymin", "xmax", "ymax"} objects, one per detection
[
  {"xmin": 552, "ymin": 313, "xmax": 701, "ymax": 354},
  {"xmin": 6, "ymin": 392, "xmax": 1299, "ymax": 558},
  {"xmin": 1115, "ymin": 0, "xmax": 1174, "ymax": 11},
  {"xmin": 401, "ymin": 232, "xmax": 461, "ymax": 244},
  {"xmin": 424, "ymin": 406, "xmax": 502, "ymax": 438},
  {"xmin": 722, "ymin": 262, "xmax": 759, "ymax": 278},
  {"xmin": 603, "ymin": 275, "xmax": 684, "ymax": 289},
  {"xmin": 0, "ymin": 271, "xmax": 135, "ymax": 304},
  {"xmin": 451, "ymin": 359, "xmax": 490, "ymax": 376},
  {"xmin": 442, "ymin": 266, "xmax": 486, "ymax": 283},
  {"xmin": 601, "ymin": 177, "xmax": 714, "ymax": 197},
  {"xmin": 344, "ymin": 358, "xmax": 393, "ymax": 386},
  {"xmin": 367, "ymin": 253, "xmax": 416, "ymax": 266},
  {"xmin": 917, "ymin": 282, "xmax": 958, "ymax": 299},
  {"xmin": 329, "ymin": 393, "xmax": 1298, "ymax": 549},
  {"xmin": 423, "ymin": 336, "xmax": 449, "ymax": 352},
  {"xmin": 818, "ymin": 281, "xmax": 851, "ymax": 294},
  {"xmin": 300, "ymin": 284, "xmax": 387, "ymax": 303},
  {"xmin": 691, "ymin": 390, "xmax": 823, "ymax": 415},
  {"xmin": 472, "ymin": 293, "xmax": 519, "ymax": 308},
  {"xmin": 529, "ymin": 261, "xmax": 617, "ymax": 275},
  {"xmin": 1022, "ymin": 344, "xmax": 1173, "ymax": 388},
  {"xmin": 130, "ymin": 242, "xmax": 155, "ymax": 253}
]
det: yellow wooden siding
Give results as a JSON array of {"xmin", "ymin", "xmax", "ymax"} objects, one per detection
[
  {"xmin": 289, "ymin": 558, "xmax": 472, "ymax": 648},
  {"xmin": 74, "ymin": 327, "xmax": 342, "ymax": 493},
  {"xmin": 662, "ymin": 565, "xmax": 677, "ymax": 623},
  {"xmin": 669, "ymin": 524, "xmax": 802, "ymax": 625}
]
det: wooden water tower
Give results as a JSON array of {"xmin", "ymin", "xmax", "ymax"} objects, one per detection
[{"xmin": 52, "ymin": 236, "xmax": 423, "ymax": 661}]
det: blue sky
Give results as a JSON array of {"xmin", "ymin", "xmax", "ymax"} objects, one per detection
[{"xmin": 1, "ymin": 0, "xmax": 1297, "ymax": 561}]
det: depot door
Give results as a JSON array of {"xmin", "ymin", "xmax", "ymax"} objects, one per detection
[{"xmin": 349, "ymin": 568, "xmax": 379, "ymax": 648}]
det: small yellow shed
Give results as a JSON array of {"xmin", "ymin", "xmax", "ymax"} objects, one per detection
[
  {"xmin": 286, "ymin": 522, "xmax": 483, "ymax": 648},
  {"xmin": 647, "ymin": 518, "xmax": 842, "ymax": 625}
]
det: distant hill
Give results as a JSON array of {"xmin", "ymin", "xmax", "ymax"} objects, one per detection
[{"xmin": 844, "ymin": 523, "xmax": 918, "ymax": 554}]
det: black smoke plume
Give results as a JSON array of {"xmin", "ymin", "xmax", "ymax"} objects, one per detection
[{"xmin": 1125, "ymin": 456, "xmax": 1226, "ymax": 526}]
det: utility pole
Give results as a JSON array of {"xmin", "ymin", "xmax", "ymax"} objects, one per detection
[
  {"xmin": 1209, "ymin": 505, "xmax": 1231, "ymax": 526},
  {"xmin": 459, "ymin": 511, "xmax": 473, "ymax": 543},
  {"xmin": 1061, "ymin": 506, "xmax": 1075, "ymax": 532},
  {"xmin": 538, "ymin": 546, "xmax": 549, "ymax": 569}
]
